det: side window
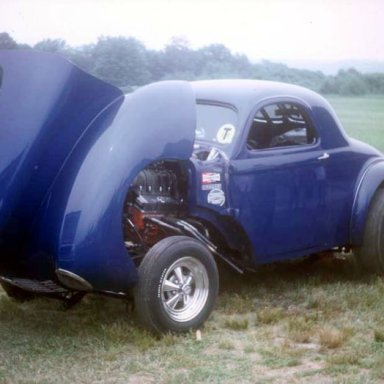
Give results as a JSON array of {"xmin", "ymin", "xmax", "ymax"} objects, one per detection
[{"xmin": 247, "ymin": 102, "xmax": 316, "ymax": 150}]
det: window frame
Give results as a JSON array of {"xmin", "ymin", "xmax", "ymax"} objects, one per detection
[{"xmin": 244, "ymin": 99, "xmax": 319, "ymax": 154}]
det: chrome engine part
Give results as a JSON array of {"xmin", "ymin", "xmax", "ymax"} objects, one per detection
[{"xmin": 124, "ymin": 162, "xmax": 186, "ymax": 251}]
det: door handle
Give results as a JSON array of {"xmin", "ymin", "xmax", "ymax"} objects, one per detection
[{"xmin": 317, "ymin": 152, "xmax": 330, "ymax": 160}]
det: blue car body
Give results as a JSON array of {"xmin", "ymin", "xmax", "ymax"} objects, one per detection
[{"xmin": 1, "ymin": 50, "xmax": 384, "ymax": 297}]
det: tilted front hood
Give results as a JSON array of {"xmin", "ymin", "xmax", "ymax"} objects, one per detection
[
  {"xmin": 0, "ymin": 50, "xmax": 122, "ymax": 238},
  {"xmin": 0, "ymin": 50, "xmax": 197, "ymax": 292},
  {"xmin": 36, "ymin": 80, "xmax": 196, "ymax": 291}
]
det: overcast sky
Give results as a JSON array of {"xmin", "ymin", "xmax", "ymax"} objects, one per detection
[{"xmin": 1, "ymin": 0, "xmax": 384, "ymax": 62}]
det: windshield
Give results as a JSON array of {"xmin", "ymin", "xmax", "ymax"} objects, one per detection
[{"xmin": 195, "ymin": 103, "xmax": 238, "ymax": 154}]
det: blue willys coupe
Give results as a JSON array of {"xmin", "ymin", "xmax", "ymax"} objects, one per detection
[{"xmin": 1, "ymin": 50, "xmax": 383, "ymax": 333}]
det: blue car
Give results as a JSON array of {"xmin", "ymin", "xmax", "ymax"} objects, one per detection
[{"xmin": 1, "ymin": 50, "xmax": 384, "ymax": 333}]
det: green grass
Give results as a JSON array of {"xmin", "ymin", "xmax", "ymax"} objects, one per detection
[
  {"xmin": 326, "ymin": 95, "xmax": 384, "ymax": 152},
  {"xmin": 1, "ymin": 96, "xmax": 384, "ymax": 383},
  {"xmin": 1, "ymin": 256, "xmax": 384, "ymax": 383}
]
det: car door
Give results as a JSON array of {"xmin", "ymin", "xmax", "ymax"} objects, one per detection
[{"xmin": 229, "ymin": 100, "xmax": 331, "ymax": 262}]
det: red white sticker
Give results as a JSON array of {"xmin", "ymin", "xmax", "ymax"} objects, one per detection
[{"xmin": 202, "ymin": 172, "xmax": 221, "ymax": 184}]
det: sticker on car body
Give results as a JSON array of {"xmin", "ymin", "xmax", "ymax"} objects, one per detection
[
  {"xmin": 202, "ymin": 183, "xmax": 222, "ymax": 191},
  {"xmin": 202, "ymin": 172, "xmax": 221, "ymax": 184},
  {"xmin": 216, "ymin": 124, "xmax": 236, "ymax": 144},
  {"xmin": 207, "ymin": 188, "xmax": 226, "ymax": 206}
]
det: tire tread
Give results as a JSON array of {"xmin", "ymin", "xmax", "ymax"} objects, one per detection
[
  {"xmin": 356, "ymin": 188, "xmax": 384, "ymax": 272},
  {"xmin": 135, "ymin": 236, "xmax": 218, "ymax": 334}
]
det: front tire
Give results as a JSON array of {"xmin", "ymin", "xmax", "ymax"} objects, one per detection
[
  {"xmin": 135, "ymin": 236, "xmax": 219, "ymax": 334},
  {"xmin": 356, "ymin": 188, "xmax": 384, "ymax": 272}
]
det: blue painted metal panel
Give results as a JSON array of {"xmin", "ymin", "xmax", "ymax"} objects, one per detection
[
  {"xmin": 0, "ymin": 51, "xmax": 196, "ymax": 292},
  {"xmin": 0, "ymin": 50, "xmax": 122, "ymax": 277},
  {"xmin": 35, "ymin": 81, "xmax": 196, "ymax": 292},
  {"xmin": 196, "ymin": 93, "xmax": 379, "ymax": 264},
  {"xmin": 0, "ymin": 51, "xmax": 122, "ymax": 231},
  {"xmin": 350, "ymin": 159, "xmax": 384, "ymax": 244}
]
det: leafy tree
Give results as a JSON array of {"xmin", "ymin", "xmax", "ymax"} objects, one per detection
[
  {"xmin": 66, "ymin": 44, "xmax": 95, "ymax": 73},
  {"xmin": 34, "ymin": 39, "xmax": 67, "ymax": 53},
  {"xmin": 231, "ymin": 53, "xmax": 254, "ymax": 78},
  {"xmin": 16, "ymin": 43, "xmax": 32, "ymax": 50},
  {"xmin": 146, "ymin": 49, "xmax": 168, "ymax": 81},
  {"xmin": 92, "ymin": 36, "xmax": 150, "ymax": 87},
  {"xmin": 322, "ymin": 69, "xmax": 369, "ymax": 95},
  {"xmin": 2, "ymin": 31, "xmax": 384, "ymax": 95},
  {"xmin": 197, "ymin": 44, "xmax": 239, "ymax": 78},
  {"xmin": 320, "ymin": 77, "xmax": 338, "ymax": 94},
  {"xmin": 199, "ymin": 44, "xmax": 233, "ymax": 63},
  {"xmin": 339, "ymin": 75, "xmax": 368, "ymax": 95},
  {"xmin": 0, "ymin": 32, "xmax": 18, "ymax": 49},
  {"xmin": 162, "ymin": 36, "xmax": 198, "ymax": 78},
  {"xmin": 365, "ymin": 73, "xmax": 384, "ymax": 93}
]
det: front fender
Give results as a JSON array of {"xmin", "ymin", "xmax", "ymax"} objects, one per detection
[
  {"xmin": 35, "ymin": 81, "xmax": 196, "ymax": 293},
  {"xmin": 350, "ymin": 159, "xmax": 384, "ymax": 245}
]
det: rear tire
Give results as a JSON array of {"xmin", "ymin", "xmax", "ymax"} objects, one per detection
[
  {"xmin": 135, "ymin": 236, "xmax": 219, "ymax": 334},
  {"xmin": 0, "ymin": 281, "xmax": 34, "ymax": 302},
  {"xmin": 356, "ymin": 189, "xmax": 384, "ymax": 272}
]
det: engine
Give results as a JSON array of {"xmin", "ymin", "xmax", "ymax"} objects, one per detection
[
  {"xmin": 124, "ymin": 161, "xmax": 186, "ymax": 250},
  {"xmin": 130, "ymin": 167, "xmax": 181, "ymax": 213},
  {"xmin": 123, "ymin": 161, "xmax": 244, "ymax": 273}
]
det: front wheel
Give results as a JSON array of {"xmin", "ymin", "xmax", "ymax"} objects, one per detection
[{"xmin": 135, "ymin": 236, "xmax": 219, "ymax": 334}]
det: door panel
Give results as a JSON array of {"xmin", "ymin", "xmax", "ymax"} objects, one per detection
[{"xmin": 229, "ymin": 150, "xmax": 326, "ymax": 260}]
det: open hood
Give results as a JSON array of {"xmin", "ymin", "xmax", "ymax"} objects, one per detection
[
  {"xmin": 37, "ymin": 80, "xmax": 197, "ymax": 291},
  {"xmin": 0, "ymin": 50, "xmax": 197, "ymax": 291},
  {"xmin": 0, "ymin": 50, "xmax": 123, "ymax": 234}
]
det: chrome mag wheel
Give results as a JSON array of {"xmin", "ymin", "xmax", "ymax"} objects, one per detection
[
  {"xmin": 135, "ymin": 236, "xmax": 219, "ymax": 333},
  {"xmin": 160, "ymin": 256, "xmax": 209, "ymax": 323}
]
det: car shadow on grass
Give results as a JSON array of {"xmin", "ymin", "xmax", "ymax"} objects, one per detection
[{"xmin": 220, "ymin": 252, "xmax": 375, "ymax": 291}]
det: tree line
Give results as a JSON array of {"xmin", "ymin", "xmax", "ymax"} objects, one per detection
[{"xmin": 1, "ymin": 32, "xmax": 384, "ymax": 95}]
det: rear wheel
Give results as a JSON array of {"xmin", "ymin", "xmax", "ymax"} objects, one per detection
[
  {"xmin": 0, "ymin": 281, "xmax": 34, "ymax": 302},
  {"xmin": 135, "ymin": 236, "xmax": 219, "ymax": 334},
  {"xmin": 356, "ymin": 189, "xmax": 384, "ymax": 272}
]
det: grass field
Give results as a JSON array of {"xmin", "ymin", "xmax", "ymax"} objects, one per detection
[
  {"xmin": 1, "ymin": 96, "xmax": 384, "ymax": 384},
  {"xmin": 327, "ymin": 95, "xmax": 384, "ymax": 152}
]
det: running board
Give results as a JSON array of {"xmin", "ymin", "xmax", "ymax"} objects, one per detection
[{"xmin": 0, "ymin": 276, "xmax": 68, "ymax": 294}]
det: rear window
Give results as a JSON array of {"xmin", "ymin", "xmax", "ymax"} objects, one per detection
[{"xmin": 247, "ymin": 102, "xmax": 317, "ymax": 150}]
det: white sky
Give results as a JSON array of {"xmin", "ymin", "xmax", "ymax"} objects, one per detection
[{"xmin": 1, "ymin": 0, "xmax": 384, "ymax": 62}]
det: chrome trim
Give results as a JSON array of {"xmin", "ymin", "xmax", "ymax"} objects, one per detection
[
  {"xmin": 56, "ymin": 269, "xmax": 93, "ymax": 291},
  {"xmin": 317, "ymin": 152, "xmax": 330, "ymax": 160}
]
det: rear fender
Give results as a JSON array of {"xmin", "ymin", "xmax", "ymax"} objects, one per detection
[
  {"xmin": 350, "ymin": 160, "xmax": 384, "ymax": 244},
  {"xmin": 189, "ymin": 207, "xmax": 252, "ymax": 261}
]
